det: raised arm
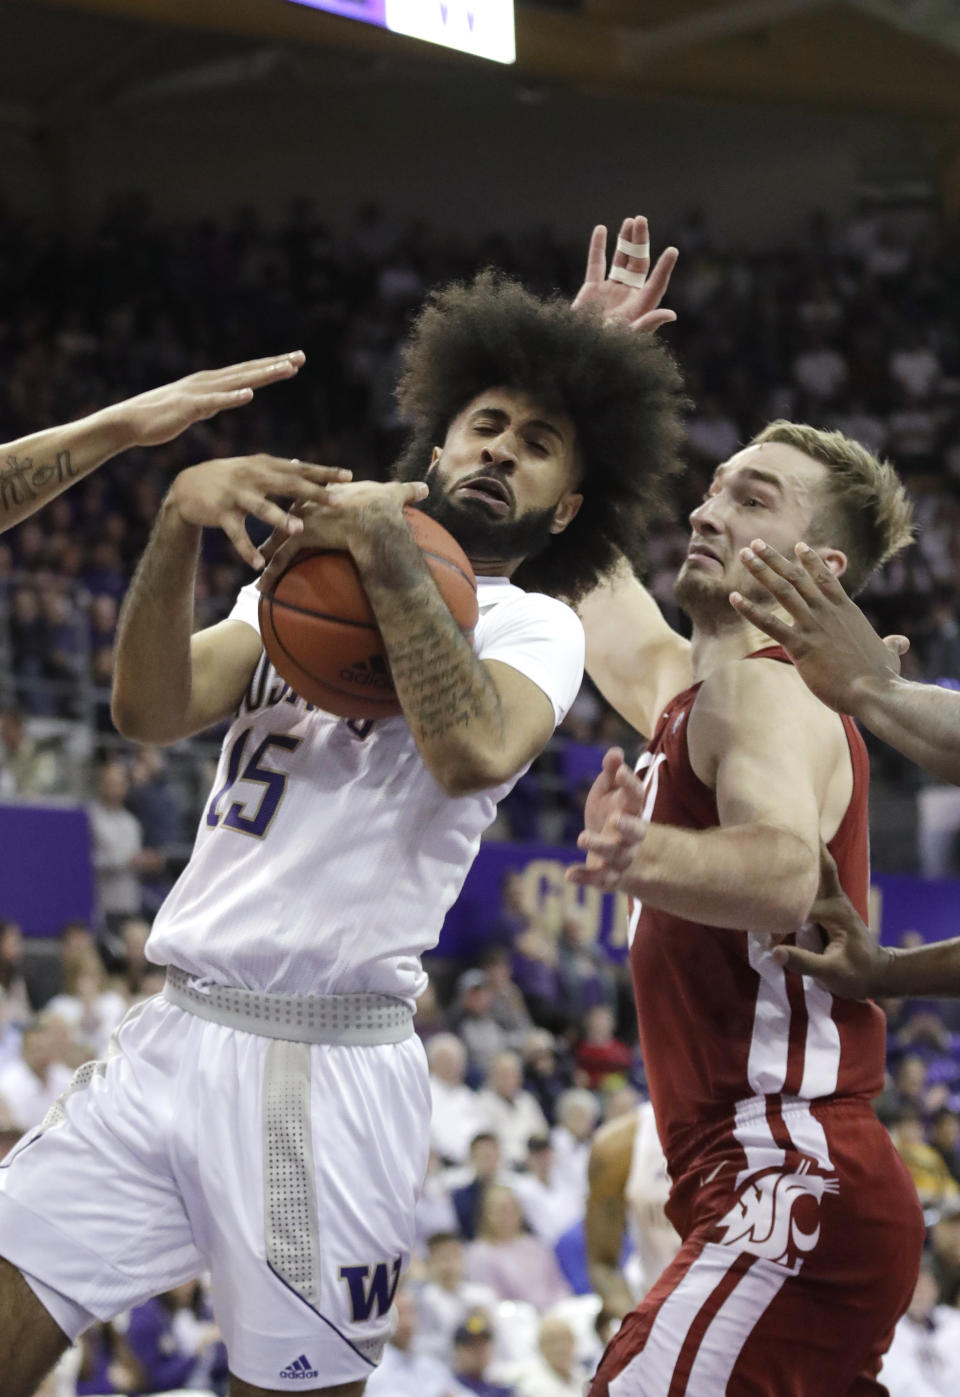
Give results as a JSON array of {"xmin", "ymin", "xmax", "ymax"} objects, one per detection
[
  {"xmin": 0, "ymin": 353, "xmax": 306, "ymax": 534},
  {"xmin": 569, "ymin": 661, "xmax": 847, "ymax": 936},
  {"xmin": 578, "ymin": 558, "xmax": 692, "ymax": 738},
  {"xmin": 260, "ymin": 482, "xmax": 576, "ymax": 796},
  {"xmin": 729, "ymin": 540, "xmax": 960, "ymax": 784},
  {"xmin": 112, "ymin": 456, "xmax": 348, "ymax": 745}
]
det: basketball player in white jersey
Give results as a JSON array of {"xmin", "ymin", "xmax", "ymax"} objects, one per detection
[
  {"xmin": 586, "ymin": 1101, "xmax": 680, "ymax": 1319},
  {"xmin": 0, "ymin": 270, "xmax": 686, "ymax": 1397},
  {"xmin": 0, "ymin": 353, "xmax": 309, "ymax": 536}
]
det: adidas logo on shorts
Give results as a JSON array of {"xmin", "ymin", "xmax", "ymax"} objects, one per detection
[{"xmin": 280, "ymin": 1354, "xmax": 319, "ymax": 1380}]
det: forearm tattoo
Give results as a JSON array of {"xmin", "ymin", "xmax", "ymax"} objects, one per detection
[{"xmin": 0, "ymin": 451, "xmax": 77, "ymax": 515}]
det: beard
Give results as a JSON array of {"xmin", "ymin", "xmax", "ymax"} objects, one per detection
[
  {"xmin": 413, "ymin": 463, "xmax": 558, "ymax": 565},
  {"xmin": 674, "ymin": 559, "xmax": 738, "ymax": 626}
]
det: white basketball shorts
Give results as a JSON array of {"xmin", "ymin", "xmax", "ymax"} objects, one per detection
[{"xmin": 0, "ymin": 994, "xmax": 431, "ymax": 1389}]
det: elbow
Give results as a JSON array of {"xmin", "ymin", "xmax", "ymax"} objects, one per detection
[
  {"xmin": 763, "ymin": 853, "xmax": 819, "ymax": 937},
  {"xmin": 430, "ymin": 749, "xmax": 513, "ymax": 798},
  {"xmin": 110, "ymin": 695, "xmax": 177, "ymax": 747}
]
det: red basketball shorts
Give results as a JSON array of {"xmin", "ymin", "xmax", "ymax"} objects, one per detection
[{"xmin": 590, "ymin": 1099, "xmax": 924, "ymax": 1397}]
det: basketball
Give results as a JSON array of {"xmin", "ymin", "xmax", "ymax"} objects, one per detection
[{"xmin": 258, "ymin": 507, "xmax": 479, "ymax": 719}]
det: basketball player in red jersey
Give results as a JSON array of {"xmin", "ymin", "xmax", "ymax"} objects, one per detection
[{"xmin": 573, "ymin": 411, "xmax": 924, "ymax": 1393}]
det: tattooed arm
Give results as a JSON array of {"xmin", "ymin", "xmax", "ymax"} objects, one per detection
[
  {"xmin": 260, "ymin": 482, "xmax": 567, "ymax": 795},
  {"xmin": 0, "ymin": 352, "xmax": 305, "ymax": 534}
]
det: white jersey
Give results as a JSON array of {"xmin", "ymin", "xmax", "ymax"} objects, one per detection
[
  {"xmin": 146, "ymin": 576, "xmax": 584, "ymax": 1001},
  {"xmin": 624, "ymin": 1101, "xmax": 680, "ymax": 1296}
]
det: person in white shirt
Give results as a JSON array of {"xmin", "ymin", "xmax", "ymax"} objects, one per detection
[
  {"xmin": 365, "ymin": 1288, "xmax": 457, "ymax": 1397},
  {"xmin": 0, "ymin": 241, "xmax": 685, "ymax": 1397},
  {"xmin": 499, "ymin": 1315, "xmax": 587, "ymax": 1397},
  {"xmin": 880, "ymin": 1265, "xmax": 960, "ymax": 1397},
  {"xmin": 43, "ymin": 954, "xmax": 129, "ymax": 1061},
  {"xmin": 512, "ymin": 1136, "xmax": 583, "ymax": 1246},
  {"xmin": 477, "ymin": 1051, "xmax": 548, "ymax": 1169},
  {"xmin": 550, "ymin": 1089, "xmax": 600, "ymax": 1204},
  {"xmin": 428, "ymin": 1034, "xmax": 489, "ymax": 1166},
  {"xmin": 0, "ymin": 1021, "xmax": 73, "ymax": 1133},
  {"xmin": 414, "ymin": 1232, "xmax": 499, "ymax": 1367}
]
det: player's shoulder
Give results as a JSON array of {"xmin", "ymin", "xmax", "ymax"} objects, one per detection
[
  {"xmin": 697, "ymin": 653, "xmax": 821, "ymax": 712},
  {"xmin": 588, "ymin": 1111, "xmax": 637, "ymax": 1194},
  {"xmin": 478, "ymin": 580, "xmax": 584, "ymax": 641}
]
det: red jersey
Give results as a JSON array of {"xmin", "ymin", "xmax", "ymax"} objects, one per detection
[{"xmin": 629, "ymin": 648, "xmax": 886, "ymax": 1182}]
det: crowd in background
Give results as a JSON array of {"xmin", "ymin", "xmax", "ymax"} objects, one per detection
[{"xmin": 3, "ymin": 196, "xmax": 960, "ymax": 1391}]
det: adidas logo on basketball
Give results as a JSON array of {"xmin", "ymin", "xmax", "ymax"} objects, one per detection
[
  {"xmin": 280, "ymin": 1354, "xmax": 319, "ymax": 1380},
  {"xmin": 339, "ymin": 655, "xmax": 392, "ymax": 689}
]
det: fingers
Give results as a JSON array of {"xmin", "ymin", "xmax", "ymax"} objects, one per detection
[
  {"xmin": 795, "ymin": 542, "xmax": 849, "ymax": 602},
  {"xmin": 728, "ymin": 591, "xmax": 794, "ymax": 645},
  {"xmin": 258, "ymin": 538, "xmax": 300, "ymax": 593},
  {"xmin": 642, "ymin": 245, "xmax": 680, "ymax": 306},
  {"xmin": 884, "ymin": 635, "xmax": 910, "ymax": 658},
  {"xmin": 817, "ymin": 841, "xmax": 844, "ymax": 902},
  {"xmin": 770, "ymin": 944, "xmax": 829, "ymax": 978},
  {"xmin": 582, "ymin": 225, "xmax": 608, "ymax": 286},
  {"xmin": 194, "ymin": 352, "xmax": 306, "ymax": 388},
  {"xmin": 613, "ymin": 762, "xmax": 645, "ymax": 806},
  {"xmin": 221, "ymin": 512, "xmax": 264, "ymax": 570},
  {"xmin": 398, "ymin": 481, "xmax": 430, "ymax": 507},
  {"xmin": 236, "ymin": 492, "xmax": 306, "ymax": 539},
  {"xmin": 565, "ymin": 862, "xmax": 620, "ymax": 891},
  {"xmin": 630, "ymin": 310, "xmax": 678, "ymax": 334},
  {"xmin": 740, "ymin": 541, "xmax": 821, "ymax": 615}
]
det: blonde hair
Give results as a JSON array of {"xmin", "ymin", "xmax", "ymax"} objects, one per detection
[{"xmin": 750, "ymin": 420, "xmax": 914, "ymax": 595}]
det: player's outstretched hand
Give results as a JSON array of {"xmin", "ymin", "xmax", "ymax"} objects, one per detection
[
  {"xmin": 567, "ymin": 753, "xmax": 648, "ymax": 891},
  {"xmin": 167, "ymin": 455, "xmax": 351, "ymax": 569},
  {"xmin": 572, "ymin": 215, "xmax": 678, "ymax": 334},
  {"xmin": 104, "ymin": 352, "xmax": 307, "ymax": 450},
  {"xmin": 258, "ymin": 479, "xmax": 429, "ymax": 592},
  {"xmin": 729, "ymin": 538, "xmax": 909, "ymax": 714},
  {"xmin": 771, "ymin": 845, "xmax": 891, "ymax": 1000}
]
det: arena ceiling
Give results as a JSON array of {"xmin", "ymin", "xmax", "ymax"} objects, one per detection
[{"xmin": 5, "ymin": 0, "xmax": 960, "ymax": 127}]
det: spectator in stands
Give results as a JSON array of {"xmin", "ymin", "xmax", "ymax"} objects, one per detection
[
  {"xmin": 122, "ymin": 1281, "xmax": 227, "ymax": 1394},
  {"xmin": 0, "ymin": 1018, "xmax": 73, "ymax": 1131},
  {"xmin": 573, "ymin": 1005, "xmax": 634, "ymax": 1090},
  {"xmin": 478, "ymin": 1051, "xmax": 548, "ymax": 1169},
  {"xmin": 414, "ymin": 976, "xmax": 448, "ymax": 1045},
  {"xmin": 522, "ymin": 1029, "xmax": 573, "ymax": 1127},
  {"xmin": 512, "ymin": 1135, "xmax": 584, "ymax": 1246},
  {"xmin": 44, "ymin": 950, "xmax": 128, "ymax": 1057},
  {"xmin": 881, "ymin": 1263, "xmax": 960, "ymax": 1397},
  {"xmin": 465, "ymin": 1184, "xmax": 571, "ymax": 1309},
  {"xmin": 889, "ymin": 1107, "xmax": 960, "ymax": 1207},
  {"xmin": 452, "ymin": 970, "xmax": 508, "ymax": 1080},
  {"xmin": 556, "ymin": 915, "xmax": 616, "ymax": 1023},
  {"xmin": 414, "ymin": 1151, "xmax": 459, "ymax": 1250},
  {"xmin": 0, "ymin": 709, "xmax": 61, "ymax": 797},
  {"xmin": 452, "ymin": 1132, "xmax": 508, "ymax": 1242},
  {"xmin": 88, "ymin": 761, "xmax": 163, "ymax": 931},
  {"xmin": 427, "ymin": 1032, "xmax": 488, "ymax": 1166},
  {"xmin": 500, "ymin": 1314, "xmax": 586, "ymax": 1397},
  {"xmin": 0, "ymin": 919, "xmax": 32, "ymax": 1047},
  {"xmin": 450, "ymin": 1312, "xmax": 513, "ymax": 1397},
  {"xmin": 75, "ymin": 1321, "xmax": 141, "ymax": 1396},
  {"xmin": 491, "ymin": 870, "xmax": 534, "ymax": 950},
  {"xmin": 114, "ymin": 914, "xmax": 152, "ymax": 995},
  {"xmin": 483, "ymin": 948, "xmax": 534, "ymax": 1050},
  {"xmin": 414, "ymin": 1233, "xmax": 499, "ymax": 1368},
  {"xmin": 511, "ymin": 923, "xmax": 566, "ymax": 1036},
  {"xmin": 932, "ymin": 1200, "xmax": 960, "ymax": 1306},
  {"xmin": 931, "ymin": 1108, "xmax": 960, "ymax": 1186},
  {"xmin": 550, "ymin": 1089, "xmax": 599, "ymax": 1203},
  {"xmin": 365, "ymin": 1286, "xmax": 455, "ymax": 1397},
  {"xmin": 126, "ymin": 745, "xmax": 183, "ymax": 851}
]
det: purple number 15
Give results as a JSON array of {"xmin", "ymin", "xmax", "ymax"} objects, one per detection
[{"xmin": 205, "ymin": 728, "xmax": 302, "ymax": 838}]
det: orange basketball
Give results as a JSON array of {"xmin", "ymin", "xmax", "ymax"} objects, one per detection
[{"xmin": 258, "ymin": 507, "xmax": 478, "ymax": 719}]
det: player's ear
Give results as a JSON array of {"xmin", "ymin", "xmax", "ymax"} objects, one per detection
[
  {"xmin": 430, "ymin": 446, "xmax": 442, "ymax": 468},
  {"xmin": 550, "ymin": 491, "xmax": 583, "ymax": 536},
  {"xmin": 813, "ymin": 546, "xmax": 847, "ymax": 579}
]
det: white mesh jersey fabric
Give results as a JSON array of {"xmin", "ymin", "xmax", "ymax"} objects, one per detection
[{"xmin": 146, "ymin": 577, "xmax": 584, "ymax": 998}]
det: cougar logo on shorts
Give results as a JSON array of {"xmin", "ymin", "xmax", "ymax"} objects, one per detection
[
  {"xmin": 339, "ymin": 1256, "xmax": 402, "ymax": 1322},
  {"xmin": 714, "ymin": 1160, "xmax": 839, "ymax": 1268}
]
